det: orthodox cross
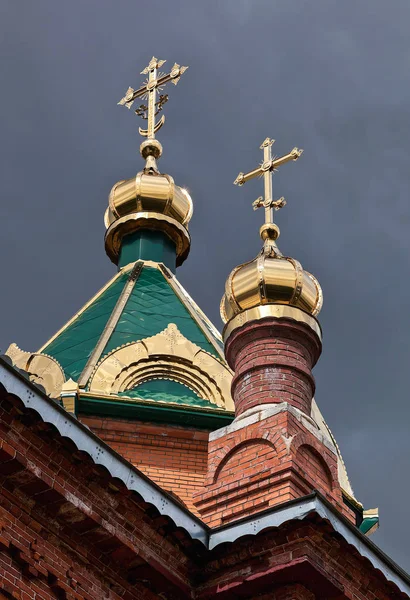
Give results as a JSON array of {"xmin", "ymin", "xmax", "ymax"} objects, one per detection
[
  {"xmin": 234, "ymin": 138, "xmax": 303, "ymax": 224},
  {"xmin": 118, "ymin": 56, "xmax": 188, "ymax": 139}
]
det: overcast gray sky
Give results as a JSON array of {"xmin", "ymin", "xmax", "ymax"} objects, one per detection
[{"xmin": 1, "ymin": 0, "xmax": 410, "ymax": 570}]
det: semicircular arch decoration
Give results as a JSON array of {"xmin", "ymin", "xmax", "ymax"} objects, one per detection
[
  {"xmin": 5, "ymin": 343, "xmax": 66, "ymax": 399},
  {"xmin": 89, "ymin": 324, "xmax": 234, "ymax": 411}
]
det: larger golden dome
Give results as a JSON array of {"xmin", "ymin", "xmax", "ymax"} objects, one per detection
[{"xmin": 220, "ymin": 222, "xmax": 323, "ymax": 325}]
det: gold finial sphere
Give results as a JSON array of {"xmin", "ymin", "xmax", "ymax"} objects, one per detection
[
  {"xmin": 140, "ymin": 138, "xmax": 163, "ymax": 160},
  {"xmin": 260, "ymin": 222, "xmax": 280, "ymax": 242}
]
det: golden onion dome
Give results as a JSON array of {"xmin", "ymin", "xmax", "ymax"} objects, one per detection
[
  {"xmin": 220, "ymin": 222, "xmax": 323, "ymax": 325},
  {"xmin": 104, "ymin": 138, "xmax": 193, "ymax": 267}
]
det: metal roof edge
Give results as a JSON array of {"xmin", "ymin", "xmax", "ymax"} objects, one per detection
[
  {"xmin": 209, "ymin": 491, "xmax": 410, "ymax": 596},
  {"xmin": 0, "ymin": 357, "xmax": 209, "ymax": 545},
  {"xmin": 78, "ymin": 394, "xmax": 234, "ymax": 429}
]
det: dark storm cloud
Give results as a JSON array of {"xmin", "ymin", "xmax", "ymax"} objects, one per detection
[{"xmin": 1, "ymin": 0, "xmax": 410, "ymax": 568}]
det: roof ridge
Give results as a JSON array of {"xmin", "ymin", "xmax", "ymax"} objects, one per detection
[
  {"xmin": 37, "ymin": 267, "xmax": 128, "ymax": 353},
  {"xmin": 157, "ymin": 264, "xmax": 226, "ymax": 361},
  {"xmin": 78, "ymin": 261, "xmax": 144, "ymax": 387}
]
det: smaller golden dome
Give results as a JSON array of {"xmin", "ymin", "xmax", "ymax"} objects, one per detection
[
  {"xmin": 220, "ymin": 223, "xmax": 323, "ymax": 324},
  {"xmin": 104, "ymin": 139, "xmax": 193, "ymax": 266}
]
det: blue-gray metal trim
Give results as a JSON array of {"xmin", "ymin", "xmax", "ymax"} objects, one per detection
[{"xmin": 209, "ymin": 494, "xmax": 410, "ymax": 596}]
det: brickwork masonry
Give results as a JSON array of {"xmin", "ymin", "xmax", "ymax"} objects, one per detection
[{"xmin": 194, "ymin": 317, "xmax": 356, "ymax": 526}]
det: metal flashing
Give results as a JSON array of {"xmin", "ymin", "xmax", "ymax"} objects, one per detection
[
  {"xmin": 78, "ymin": 261, "xmax": 144, "ymax": 387},
  {"xmin": 78, "ymin": 393, "xmax": 234, "ymax": 429},
  {"xmin": 209, "ymin": 493, "xmax": 410, "ymax": 597}
]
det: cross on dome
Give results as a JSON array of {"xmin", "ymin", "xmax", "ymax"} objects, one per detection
[
  {"xmin": 234, "ymin": 137, "xmax": 303, "ymax": 226},
  {"xmin": 118, "ymin": 56, "xmax": 188, "ymax": 140}
]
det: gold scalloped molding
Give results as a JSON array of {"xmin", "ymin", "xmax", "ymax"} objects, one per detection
[
  {"xmin": 311, "ymin": 398, "xmax": 356, "ymax": 501},
  {"xmin": 5, "ymin": 343, "xmax": 66, "ymax": 399},
  {"xmin": 88, "ymin": 324, "xmax": 234, "ymax": 411}
]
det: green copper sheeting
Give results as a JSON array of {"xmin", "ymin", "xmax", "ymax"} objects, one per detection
[
  {"xmin": 359, "ymin": 517, "xmax": 379, "ymax": 536},
  {"xmin": 41, "ymin": 272, "xmax": 129, "ymax": 381},
  {"xmin": 118, "ymin": 230, "xmax": 176, "ymax": 272},
  {"xmin": 118, "ymin": 379, "xmax": 215, "ymax": 408},
  {"xmin": 41, "ymin": 265, "xmax": 220, "ymax": 383},
  {"xmin": 102, "ymin": 267, "xmax": 218, "ymax": 357}
]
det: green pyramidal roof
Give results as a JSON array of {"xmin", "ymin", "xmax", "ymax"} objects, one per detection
[{"xmin": 39, "ymin": 262, "xmax": 229, "ymax": 412}]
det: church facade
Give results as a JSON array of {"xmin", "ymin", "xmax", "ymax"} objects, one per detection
[{"xmin": 0, "ymin": 57, "xmax": 408, "ymax": 599}]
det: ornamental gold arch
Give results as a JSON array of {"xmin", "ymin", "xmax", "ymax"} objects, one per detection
[{"xmin": 89, "ymin": 324, "xmax": 234, "ymax": 411}]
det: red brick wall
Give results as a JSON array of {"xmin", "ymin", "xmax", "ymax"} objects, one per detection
[
  {"xmin": 0, "ymin": 496, "xmax": 134, "ymax": 600},
  {"xmin": 0, "ymin": 394, "xmax": 194, "ymax": 599},
  {"xmin": 80, "ymin": 416, "xmax": 209, "ymax": 514}
]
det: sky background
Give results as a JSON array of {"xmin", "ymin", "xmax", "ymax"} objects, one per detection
[{"xmin": 1, "ymin": 0, "xmax": 410, "ymax": 570}]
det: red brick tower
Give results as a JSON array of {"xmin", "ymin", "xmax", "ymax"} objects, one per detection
[{"xmin": 194, "ymin": 138, "xmax": 356, "ymax": 526}]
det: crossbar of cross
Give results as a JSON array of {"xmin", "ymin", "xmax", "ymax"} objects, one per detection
[{"xmin": 234, "ymin": 137, "xmax": 303, "ymax": 224}]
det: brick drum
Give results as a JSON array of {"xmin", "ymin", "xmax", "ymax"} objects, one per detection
[{"xmin": 225, "ymin": 318, "xmax": 322, "ymax": 417}]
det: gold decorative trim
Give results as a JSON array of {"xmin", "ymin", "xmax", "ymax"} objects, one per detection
[
  {"xmin": 306, "ymin": 271, "xmax": 323, "ymax": 317},
  {"xmin": 61, "ymin": 377, "xmax": 79, "ymax": 395},
  {"xmin": 311, "ymin": 398, "xmax": 356, "ymax": 501},
  {"xmin": 61, "ymin": 396, "xmax": 76, "ymax": 413},
  {"xmin": 104, "ymin": 212, "xmax": 190, "ymax": 266},
  {"xmin": 342, "ymin": 489, "xmax": 364, "ymax": 511},
  {"xmin": 120, "ymin": 259, "xmax": 161, "ymax": 271},
  {"xmin": 220, "ymin": 294, "xmax": 229, "ymax": 325},
  {"xmin": 223, "ymin": 304, "xmax": 322, "ymax": 342},
  {"xmin": 225, "ymin": 264, "xmax": 243, "ymax": 315},
  {"xmin": 287, "ymin": 257, "xmax": 304, "ymax": 305},
  {"xmin": 78, "ymin": 262, "xmax": 144, "ymax": 388},
  {"xmin": 88, "ymin": 323, "xmax": 234, "ymax": 411},
  {"xmin": 5, "ymin": 343, "xmax": 31, "ymax": 369},
  {"xmin": 5, "ymin": 344, "xmax": 66, "ymax": 399},
  {"xmin": 257, "ymin": 253, "xmax": 267, "ymax": 301},
  {"xmin": 37, "ymin": 269, "xmax": 125, "ymax": 353}
]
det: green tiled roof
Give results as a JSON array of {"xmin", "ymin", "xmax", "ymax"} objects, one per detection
[
  {"xmin": 41, "ymin": 264, "xmax": 223, "ymax": 386},
  {"xmin": 41, "ymin": 271, "xmax": 129, "ymax": 381},
  {"xmin": 103, "ymin": 267, "xmax": 218, "ymax": 357},
  {"xmin": 118, "ymin": 379, "xmax": 213, "ymax": 408}
]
